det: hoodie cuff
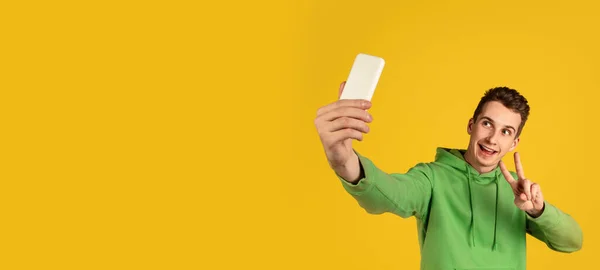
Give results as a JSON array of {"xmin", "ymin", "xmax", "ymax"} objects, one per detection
[
  {"xmin": 337, "ymin": 151, "xmax": 377, "ymax": 195},
  {"xmin": 526, "ymin": 201, "xmax": 561, "ymax": 229}
]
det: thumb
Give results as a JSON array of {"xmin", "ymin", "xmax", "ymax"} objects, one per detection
[{"xmin": 338, "ymin": 81, "xmax": 346, "ymax": 98}]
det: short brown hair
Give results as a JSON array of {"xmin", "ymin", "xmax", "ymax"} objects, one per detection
[{"xmin": 472, "ymin": 87, "xmax": 530, "ymax": 138}]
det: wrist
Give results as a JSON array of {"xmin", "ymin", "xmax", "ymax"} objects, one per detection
[
  {"xmin": 333, "ymin": 153, "xmax": 362, "ymax": 184},
  {"xmin": 526, "ymin": 202, "xmax": 546, "ymax": 218}
]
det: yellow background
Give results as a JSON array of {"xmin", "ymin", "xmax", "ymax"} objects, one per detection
[{"xmin": 1, "ymin": 0, "xmax": 598, "ymax": 269}]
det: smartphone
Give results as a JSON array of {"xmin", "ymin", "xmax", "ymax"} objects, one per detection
[{"xmin": 339, "ymin": 53, "xmax": 385, "ymax": 101}]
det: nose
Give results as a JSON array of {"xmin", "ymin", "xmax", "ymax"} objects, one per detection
[{"xmin": 486, "ymin": 130, "xmax": 499, "ymax": 145}]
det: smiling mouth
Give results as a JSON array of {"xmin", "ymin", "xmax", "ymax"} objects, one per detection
[{"xmin": 479, "ymin": 144, "xmax": 498, "ymax": 155}]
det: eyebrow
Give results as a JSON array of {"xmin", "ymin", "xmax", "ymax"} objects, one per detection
[{"xmin": 480, "ymin": 116, "xmax": 517, "ymax": 132}]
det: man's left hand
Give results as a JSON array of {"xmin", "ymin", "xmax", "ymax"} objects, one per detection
[{"xmin": 499, "ymin": 152, "xmax": 545, "ymax": 218}]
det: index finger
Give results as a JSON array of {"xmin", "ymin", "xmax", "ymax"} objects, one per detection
[
  {"xmin": 499, "ymin": 160, "xmax": 517, "ymax": 187},
  {"xmin": 514, "ymin": 152, "xmax": 526, "ymax": 180},
  {"xmin": 317, "ymin": 98, "xmax": 371, "ymax": 117}
]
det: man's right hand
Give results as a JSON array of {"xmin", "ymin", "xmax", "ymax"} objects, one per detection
[{"xmin": 314, "ymin": 81, "xmax": 373, "ymax": 183}]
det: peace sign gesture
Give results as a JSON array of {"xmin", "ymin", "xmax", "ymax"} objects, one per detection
[{"xmin": 499, "ymin": 152, "xmax": 545, "ymax": 218}]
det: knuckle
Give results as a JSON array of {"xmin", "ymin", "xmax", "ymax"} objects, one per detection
[
  {"xmin": 316, "ymin": 108, "xmax": 323, "ymax": 116},
  {"xmin": 315, "ymin": 120, "xmax": 326, "ymax": 131},
  {"xmin": 340, "ymin": 117, "xmax": 351, "ymax": 126}
]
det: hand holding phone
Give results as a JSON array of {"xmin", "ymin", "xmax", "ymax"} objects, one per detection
[{"xmin": 313, "ymin": 53, "xmax": 384, "ymax": 182}]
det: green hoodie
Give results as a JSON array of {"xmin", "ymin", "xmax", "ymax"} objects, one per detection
[{"xmin": 338, "ymin": 147, "xmax": 582, "ymax": 270}]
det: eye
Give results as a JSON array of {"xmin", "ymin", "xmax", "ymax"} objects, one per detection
[
  {"xmin": 482, "ymin": 121, "xmax": 491, "ymax": 127},
  {"xmin": 502, "ymin": 129, "xmax": 512, "ymax": 136}
]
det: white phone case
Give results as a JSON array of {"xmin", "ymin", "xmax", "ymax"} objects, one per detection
[{"xmin": 339, "ymin": 53, "xmax": 385, "ymax": 101}]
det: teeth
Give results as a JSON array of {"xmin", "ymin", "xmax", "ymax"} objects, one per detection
[{"xmin": 481, "ymin": 144, "xmax": 495, "ymax": 152}]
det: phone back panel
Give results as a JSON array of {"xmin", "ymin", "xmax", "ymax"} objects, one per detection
[{"xmin": 339, "ymin": 53, "xmax": 385, "ymax": 101}]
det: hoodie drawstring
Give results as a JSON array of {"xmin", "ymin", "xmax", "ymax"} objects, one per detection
[
  {"xmin": 466, "ymin": 165, "xmax": 500, "ymax": 251},
  {"xmin": 466, "ymin": 167, "xmax": 475, "ymax": 247},
  {"xmin": 492, "ymin": 173, "xmax": 500, "ymax": 251}
]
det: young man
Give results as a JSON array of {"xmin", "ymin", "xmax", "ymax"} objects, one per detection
[{"xmin": 314, "ymin": 82, "xmax": 583, "ymax": 270}]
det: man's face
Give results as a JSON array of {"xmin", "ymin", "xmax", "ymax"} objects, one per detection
[{"xmin": 466, "ymin": 101, "xmax": 522, "ymax": 173}]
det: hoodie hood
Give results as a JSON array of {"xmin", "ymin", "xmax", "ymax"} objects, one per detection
[{"xmin": 435, "ymin": 147, "xmax": 503, "ymax": 251}]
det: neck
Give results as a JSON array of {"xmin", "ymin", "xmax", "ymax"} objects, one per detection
[{"xmin": 463, "ymin": 148, "xmax": 497, "ymax": 174}]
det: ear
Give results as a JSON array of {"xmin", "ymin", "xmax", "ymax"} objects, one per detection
[
  {"xmin": 509, "ymin": 137, "xmax": 520, "ymax": 152},
  {"xmin": 467, "ymin": 118, "xmax": 474, "ymax": 135}
]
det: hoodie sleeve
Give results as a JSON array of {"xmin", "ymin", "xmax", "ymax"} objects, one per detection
[
  {"xmin": 526, "ymin": 201, "xmax": 583, "ymax": 253},
  {"xmin": 336, "ymin": 151, "xmax": 433, "ymax": 219}
]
